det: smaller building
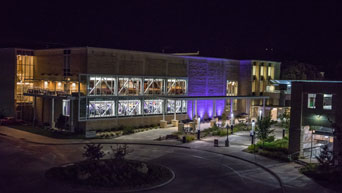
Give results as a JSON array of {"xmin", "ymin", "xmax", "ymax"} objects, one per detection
[{"xmin": 289, "ymin": 81, "xmax": 342, "ymax": 166}]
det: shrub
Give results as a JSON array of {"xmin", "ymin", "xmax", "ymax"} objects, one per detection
[
  {"xmin": 185, "ymin": 135, "xmax": 195, "ymax": 142},
  {"xmin": 110, "ymin": 144, "xmax": 133, "ymax": 160},
  {"xmin": 122, "ymin": 127, "xmax": 134, "ymax": 135},
  {"xmin": 82, "ymin": 144, "xmax": 105, "ymax": 161},
  {"xmin": 233, "ymin": 123, "xmax": 250, "ymax": 132},
  {"xmin": 212, "ymin": 129, "xmax": 228, "ymax": 136},
  {"xmin": 265, "ymin": 136, "xmax": 275, "ymax": 142}
]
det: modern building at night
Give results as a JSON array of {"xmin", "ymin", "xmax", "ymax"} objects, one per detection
[
  {"xmin": 0, "ymin": 47, "xmax": 281, "ymax": 132},
  {"xmin": 288, "ymin": 81, "xmax": 342, "ymax": 166}
]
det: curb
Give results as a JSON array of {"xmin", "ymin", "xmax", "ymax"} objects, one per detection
[{"xmin": 13, "ymin": 137, "xmax": 285, "ymax": 193}]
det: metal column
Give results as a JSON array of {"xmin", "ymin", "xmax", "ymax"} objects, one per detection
[
  {"xmin": 70, "ymin": 99, "xmax": 74, "ymax": 132},
  {"xmin": 51, "ymin": 98, "xmax": 55, "ymax": 129},
  {"xmin": 173, "ymin": 100, "xmax": 176, "ymax": 120},
  {"xmin": 195, "ymin": 100, "xmax": 198, "ymax": 118},
  {"xmin": 262, "ymin": 98, "xmax": 266, "ymax": 118}
]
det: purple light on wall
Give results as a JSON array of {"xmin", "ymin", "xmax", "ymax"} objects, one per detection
[
  {"xmin": 207, "ymin": 100, "xmax": 213, "ymax": 118},
  {"xmin": 215, "ymin": 100, "xmax": 225, "ymax": 116},
  {"xmin": 186, "ymin": 57, "xmax": 229, "ymax": 120}
]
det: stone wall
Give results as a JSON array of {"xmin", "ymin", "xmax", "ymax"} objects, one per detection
[
  {"xmin": 86, "ymin": 47, "xmax": 187, "ymax": 77},
  {"xmin": 35, "ymin": 48, "xmax": 87, "ymax": 82},
  {"xmin": 85, "ymin": 114, "xmax": 187, "ymax": 131}
]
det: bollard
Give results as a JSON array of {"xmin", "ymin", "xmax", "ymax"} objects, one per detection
[
  {"xmin": 282, "ymin": 128, "xmax": 286, "ymax": 138},
  {"xmin": 214, "ymin": 139, "xmax": 219, "ymax": 147},
  {"xmin": 197, "ymin": 130, "xmax": 201, "ymax": 140},
  {"xmin": 225, "ymin": 139, "xmax": 229, "ymax": 147},
  {"xmin": 182, "ymin": 136, "xmax": 186, "ymax": 143}
]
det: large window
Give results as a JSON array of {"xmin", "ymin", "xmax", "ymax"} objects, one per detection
[
  {"xmin": 143, "ymin": 79, "xmax": 164, "ymax": 95},
  {"xmin": 267, "ymin": 65, "xmax": 273, "ymax": 77},
  {"xmin": 16, "ymin": 54, "xmax": 34, "ymax": 103},
  {"xmin": 252, "ymin": 65, "xmax": 256, "ymax": 76},
  {"xmin": 62, "ymin": 99, "xmax": 70, "ymax": 116},
  {"xmin": 88, "ymin": 100, "xmax": 115, "ymax": 118},
  {"xmin": 259, "ymin": 81, "xmax": 264, "ymax": 92},
  {"xmin": 323, "ymin": 94, "xmax": 332, "ymax": 110},
  {"xmin": 167, "ymin": 79, "xmax": 186, "ymax": 95},
  {"xmin": 226, "ymin": 81, "xmax": 238, "ymax": 96},
  {"xmin": 308, "ymin": 94, "xmax": 316, "ymax": 109},
  {"xmin": 143, "ymin": 100, "xmax": 163, "ymax": 115},
  {"xmin": 88, "ymin": 76, "xmax": 115, "ymax": 96},
  {"xmin": 260, "ymin": 66, "xmax": 264, "ymax": 76},
  {"xmin": 118, "ymin": 100, "xmax": 141, "ymax": 116},
  {"xmin": 167, "ymin": 100, "xmax": 187, "ymax": 113},
  {"xmin": 182, "ymin": 100, "xmax": 187, "ymax": 112},
  {"xmin": 118, "ymin": 78, "xmax": 142, "ymax": 96}
]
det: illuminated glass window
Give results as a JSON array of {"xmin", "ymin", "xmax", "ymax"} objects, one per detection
[
  {"xmin": 182, "ymin": 100, "xmax": 187, "ymax": 112},
  {"xmin": 266, "ymin": 85, "xmax": 275, "ymax": 92},
  {"xmin": 260, "ymin": 66, "xmax": 264, "ymax": 76},
  {"xmin": 267, "ymin": 66, "xmax": 272, "ymax": 77},
  {"xmin": 16, "ymin": 54, "xmax": 34, "ymax": 103},
  {"xmin": 118, "ymin": 100, "xmax": 141, "ymax": 116},
  {"xmin": 252, "ymin": 81, "xmax": 256, "ymax": 92},
  {"xmin": 118, "ymin": 78, "xmax": 142, "ymax": 96},
  {"xmin": 167, "ymin": 79, "xmax": 186, "ymax": 95},
  {"xmin": 323, "ymin": 94, "xmax": 332, "ymax": 110},
  {"xmin": 62, "ymin": 99, "xmax": 70, "ymax": 116},
  {"xmin": 143, "ymin": 78, "xmax": 164, "ymax": 95},
  {"xmin": 88, "ymin": 76, "xmax": 116, "ymax": 96},
  {"xmin": 88, "ymin": 100, "xmax": 115, "ymax": 118},
  {"xmin": 259, "ymin": 81, "xmax": 264, "ymax": 92},
  {"xmin": 308, "ymin": 94, "xmax": 316, "ymax": 109},
  {"xmin": 143, "ymin": 100, "xmax": 163, "ymax": 115},
  {"xmin": 252, "ymin": 65, "xmax": 256, "ymax": 76},
  {"xmin": 226, "ymin": 81, "xmax": 238, "ymax": 96},
  {"xmin": 167, "ymin": 100, "xmax": 182, "ymax": 113}
]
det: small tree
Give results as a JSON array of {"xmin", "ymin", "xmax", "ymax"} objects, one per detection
[
  {"xmin": 110, "ymin": 144, "xmax": 133, "ymax": 161},
  {"xmin": 280, "ymin": 111, "xmax": 290, "ymax": 130},
  {"xmin": 316, "ymin": 145, "xmax": 334, "ymax": 170},
  {"xmin": 82, "ymin": 144, "xmax": 105, "ymax": 161},
  {"xmin": 256, "ymin": 116, "xmax": 274, "ymax": 147}
]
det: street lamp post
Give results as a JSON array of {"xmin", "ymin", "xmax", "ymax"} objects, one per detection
[
  {"xmin": 251, "ymin": 120, "xmax": 255, "ymax": 145},
  {"xmin": 225, "ymin": 124, "xmax": 230, "ymax": 147}
]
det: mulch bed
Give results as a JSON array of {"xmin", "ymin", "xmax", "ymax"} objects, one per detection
[{"xmin": 45, "ymin": 159, "xmax": 174, "ymax": 192}]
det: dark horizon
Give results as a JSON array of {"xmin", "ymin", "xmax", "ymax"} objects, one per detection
[{"xmin": 1, "ymin": 0, "xmax": 338, "ymax": 77}]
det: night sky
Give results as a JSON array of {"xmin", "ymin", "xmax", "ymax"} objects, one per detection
[{"xmin": 1, "ymin": 0, "xmax": 338, "ymax": 78}]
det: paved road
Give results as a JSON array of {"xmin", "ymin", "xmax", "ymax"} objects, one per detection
[
  {"xmin": 0, "ymin": 135, "xmax": 282, "ymax": 193},
  {"xmin": 0, "ymin": 126, "xmax": 335, "ymax": 193}
]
